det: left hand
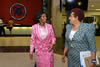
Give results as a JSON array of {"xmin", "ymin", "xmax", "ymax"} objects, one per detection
[
  {"xmin": 48, "ymin": 44, "xmax": 55, "ymax": 52},
  {"xmin": 29, "ymin": 54, "xmax": 33, "ymax": 60},
  {"xmin": 62, "ymin": 55, "xmax": 66, "ymax": 63},
  {"xmin": 89, "ymin": 62, "xmax": 96, "ymax": 67}
]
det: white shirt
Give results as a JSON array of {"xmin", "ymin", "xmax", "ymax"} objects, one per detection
[
  {"xmin": 69, "ymin": 30, "xmax": 76, "ymax": 40},
  {"xmin": 38, "ymin": 25, "xmax": 48, "ymax": 39}
]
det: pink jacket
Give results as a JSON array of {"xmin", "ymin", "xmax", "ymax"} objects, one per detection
[{"xmin": 30, "ymin": 23, "xmax": 56, "ymax": 54}]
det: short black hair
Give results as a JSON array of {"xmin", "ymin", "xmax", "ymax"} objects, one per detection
[{"xmin": 34, "ymin": 11, "xmax": 47, "ymax": 23}]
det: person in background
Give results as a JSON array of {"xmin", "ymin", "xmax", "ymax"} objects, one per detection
[
  {"xmin": 7, "ymin": 18, "xmax": 14, "ymax": 36},
  {"xmin": 0, "ymin": 18, "xmax": 5, "ymax": 36},
  {"xmin": 62, "ymin": 8, "xmax": 96, "ymax": 67},
  {"xmin": 29, "ymin": 12, "xmax": 56, "ymax": 67}
]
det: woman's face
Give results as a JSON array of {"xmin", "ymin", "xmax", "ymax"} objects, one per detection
[
  {"xmin": 69, "ymin": 12, "xmax": 78, "ymax": 24},
  {"xmin": 39, "ymin": 13, "xmax": 47, "ymax": 24}
]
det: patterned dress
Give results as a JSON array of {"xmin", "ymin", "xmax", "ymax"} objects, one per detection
[
  {"xmin": 65, "ymin": 23, "xmax": 96, "ymax": 67},
  {"xmin": 30, "ymin": 23, "xmax": 56, "ymax": 67}
]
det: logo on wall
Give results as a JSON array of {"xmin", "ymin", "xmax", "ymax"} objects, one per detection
[{"xmin": 10, "ymin": 3, "xmax": 27, "ymax": 20}]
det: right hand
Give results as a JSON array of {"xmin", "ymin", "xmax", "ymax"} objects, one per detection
[
  {"xmin": 48, "ymin": 44, "xmax": 54, "ymax": 52},
  {"xmin": 62, "ymin": 55, "xmax": 66, "ymax": 63},
  {"xmin": 29, "ymin": 54, "xmax": 33, "ymax": 60},
  {"xmin": 89, "ymin": 62, "xmax": 96, "ymax": 67}
]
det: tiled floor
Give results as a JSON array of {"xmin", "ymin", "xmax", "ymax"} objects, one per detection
[{"xmin": 0, "ymin": 53, "xmax": 67, "ymax": 67}]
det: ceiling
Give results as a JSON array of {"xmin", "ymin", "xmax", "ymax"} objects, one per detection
[
  {"xmin": 62, "ymin": 0, "xmax": 100, "ymax": 11},
  {"xmin": 88, "ymin": 0, "xmax": 100, "ymax": 10}
]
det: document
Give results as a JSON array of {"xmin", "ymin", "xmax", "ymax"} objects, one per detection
[{"xmin": 79, "ymin": 51, "xmax": 99, "ymax": 67}]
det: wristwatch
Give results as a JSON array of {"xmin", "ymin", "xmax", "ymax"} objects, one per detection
[{"xmin": 91, "ymin": 59, "xmax": 96, "ymax": 63}]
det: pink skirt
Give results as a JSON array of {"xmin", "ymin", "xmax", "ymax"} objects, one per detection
[{"xmin": 35, "ymin": 51, "xmax": 54, "ymax": 67}]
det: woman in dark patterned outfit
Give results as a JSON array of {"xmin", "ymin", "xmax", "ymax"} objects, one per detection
[{"xmin": 62, "ymin": 8, "xmax": 97, "ymax": 67}]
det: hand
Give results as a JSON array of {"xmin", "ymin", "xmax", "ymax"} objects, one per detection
[
  {"xmin": 29, "ymin": 54, "xmax": 33, "ymax": 60},
  {"xmin": 48, "ymin": 44, "xmax": 54, "ymax": 52},
  {"xmin": 89, "ymin": 62, "xmax": 96, "ymax": 67},
  {"xmin": 62, "ymin": 55, "xmax": 66, "ymax": 63}
]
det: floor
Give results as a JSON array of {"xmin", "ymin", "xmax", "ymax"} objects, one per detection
[{"xmin": 0, "ymin": 53, "xmax": 67, "ymax": 67}]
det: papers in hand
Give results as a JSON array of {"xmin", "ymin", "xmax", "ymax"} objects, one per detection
[{"xmin": 79, "ymin": 51, "xmax": 99, "ymax": 67}]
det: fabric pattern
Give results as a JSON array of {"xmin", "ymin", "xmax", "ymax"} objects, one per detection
[
  {"xmin": 65, "ymin": 23, "xmax": 96, "ymax": 67},
  {"xmin": 30, "ymin": 23, "xmax": 56, "ymax": 67}
]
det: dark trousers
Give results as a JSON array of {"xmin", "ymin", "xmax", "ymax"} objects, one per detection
[
  {"xmin": 0, "ymin": 26, "xmax": 5, "ymax": 36},
  {"xmin": 34, "ymin": 49, "xmax": 36, "ymax": 67},
  {"xmin": 34, "ymin": 63, "xmax": 36, "ymax": 67}
]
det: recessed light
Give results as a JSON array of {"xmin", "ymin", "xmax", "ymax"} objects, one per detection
[
  {"xmin": 91, "ymin": 5, "xmax": 94, "ymax": 7},
  {"xmin": 67, "ymin": 0, "xmax": 74, "ymax": 3},
  {"xmin": 78, "ymin": 2, "xmax": 82, "ymax": 6}
]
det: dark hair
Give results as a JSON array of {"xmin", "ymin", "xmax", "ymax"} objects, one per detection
[
  {"xmin": 34, "ymin": 11, "xmax": 47, "ymax": 23},
  {"xmin": 71, "ymin": 8, "xmax": 84, "ymax": 22}
]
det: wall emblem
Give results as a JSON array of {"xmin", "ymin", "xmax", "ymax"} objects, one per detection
[{"xmin": 10, "ymin": 3, "xmax": 27, "ymax": 20}]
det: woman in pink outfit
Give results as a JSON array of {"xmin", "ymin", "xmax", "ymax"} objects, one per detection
[{"xmin": 29, "ymin": 12, "xmax": 56, "ymax": 67}]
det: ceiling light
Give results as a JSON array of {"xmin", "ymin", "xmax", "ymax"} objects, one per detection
[
  {"xmin": 91, "ymin": 5, "xmax": 94, "ymax": 7},
  {"xmin": 67, "ymin": 0, "xmax": 74, "ymax": 3},
  {"xmin": 78, "ymin": 2, "xmax": 82, "ymax": 6},
  {"xmin": 96, "ymin": 9, "xmax": 100, "ymax": 10}
]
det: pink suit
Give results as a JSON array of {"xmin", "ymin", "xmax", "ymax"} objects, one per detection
[{"xmin": 30, "ymin": 23, "xmax": 56, "ymax": 67}]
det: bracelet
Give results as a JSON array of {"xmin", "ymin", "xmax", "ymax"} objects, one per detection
[{"xmin": 91, "ymin": 59, "xmax": 96, "ymax": 63}]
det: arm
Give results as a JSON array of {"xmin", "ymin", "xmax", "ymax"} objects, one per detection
[
  {"xmin": 48, "ymin": 25, "xmax": 56, "ymax": 52},
  {"xmin": 86, "ymin": 24, "xmax": 96, "ymax": 59},
  {"xmin": 63, "ymin": 47, "xmax": 69, "ymax": 56},
  {"xmin": 62, "ymin": 25, "xmax": 69, "ymax": 63},
  {"xmin": 30, "ymin": 26, "xmax": 36, "ymax": 55},
  {"xmin": 62, "ymin": 47, "xmax": 69, "ymax": 63},
  {"xmin": 50, "ymin": 25, "xmax": 56, "ymax": 45},
  {"xmin": 86, "ymin": 24, "xmax": 96, "ymax": 66},
  {"xmin": 63, "ymin": 24, "xmax": 69, "ymax": 56},
  {"xmin": 63, "ymin": 39, "xmax": 69, "ymax": 57},
  {"xmin": 91, "ymin": 52, "xmax": 96, "ymax": 59}
]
